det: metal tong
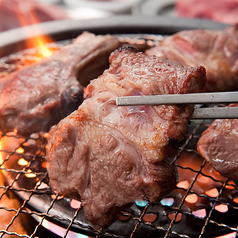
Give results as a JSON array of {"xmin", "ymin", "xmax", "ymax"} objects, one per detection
[{"xmin": 116, "ymin": 91, "xmax": 238, "ymax": 119}]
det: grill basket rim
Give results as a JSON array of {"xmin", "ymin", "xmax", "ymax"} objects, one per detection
[{"xmin": 0, "ymin": 15, "xmax": 229, "ymax": 57}]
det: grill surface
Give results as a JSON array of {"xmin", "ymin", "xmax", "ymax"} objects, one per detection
[{"xmin": 0, "ymin": 17, "xmax": 237, "ymax": 238}]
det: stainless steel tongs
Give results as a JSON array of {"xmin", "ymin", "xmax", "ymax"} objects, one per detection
[{"xmin": 116, "ymin": 91, "xmax": 238, "ymax": 119}]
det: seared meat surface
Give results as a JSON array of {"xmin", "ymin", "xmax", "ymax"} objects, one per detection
[
  {"xmin": 46, "ymin": 47, "xmax": 206, "ymax": 228},
  {"xmin": 146, "ymin": 25, "xmax": 238, "ymax": 92},
  {"xmin": 197, "ymin": 104, "xmax": 238, "ymax": 183},
  {"xmin": 0, "ymin": 32, "xmax": 120, "ymax": 136}
]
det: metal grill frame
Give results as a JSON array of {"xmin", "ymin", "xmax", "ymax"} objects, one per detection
[
  {"xmin": 0, "ymin": 16, "xmax": 236, "ymax": 238},
  {"xmin": 1, "ymin": 120, "xmax": 238, "ymax": 238}
]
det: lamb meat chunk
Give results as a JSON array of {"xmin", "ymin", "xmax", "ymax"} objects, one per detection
[
  {"xmin": 146, "ymin": 25, "xmax": 238, "ymax": 92},
  {"xmin": 46, "ymin": 47, "xmax": 206, "ymax": 228},
  {"xmin": 197, "ymin": 104, "xmax": 238, "ymax": 183},
  {"xmin": 0, "ymin": 32, "xmax": 120, "ymax": 136},
  {"xmin": 176, "ymin": 0, "xmax": 238, "ymax": 24}
]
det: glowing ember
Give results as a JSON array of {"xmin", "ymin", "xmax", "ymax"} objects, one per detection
[
  {"xmin": 225, "ymin": 181, "xmax": 236, "ymax": 190},
  {"xmin": 0, "ymin": 131, "xmax": 24, "ymax": 168},
  {"xmin": 143, "ymin": 213, "xmax": 157, "ymax": 223},
  {"xmin": 118, "ymin": 212, "xmax": 130, "ymax": 221},
  {"xmin": 41, "ymin": 161, "xmax": 47, "ymax": 169},
  {"xmin": 205, "ymin": 188, "xmax": 219, "ymax": 198},
  {"xmin": 214, "ymin": 170, "xmax": 221, "ymax": 176},
  {"xmin": 233, "ymin": 197, "xmax": 238, "ymax": 204},
  {"xmin": 51, "ymin": 194, "xmax": 64, "ymax": 200},
  {"xmin": 192, "ymin": 208, "xmax": 206, "ymax": 218},
  {"xmin": 70, "ymin": 199, "xmax": 82, "ymax": 209},
  {"xmin": 185, "ymin": 194, "xmax": 198, "ymax": 204},
  {"xmin": 16, "ymin": 147, "xmax": 24, "ymax": 154},
  {"xmin": 168, "ymin": 212, "xmax": 182, "ymax": 222},
  {"xmin": 18, "ymin": 158, "xmax": 28, "ymax": 166},
  {"xmin": 196, "ymin": 175, "xmax": 211, "ymax": 185},
  {"xmin": 25, "ymin": 169, "xmax": 36, "ymax": 178},
  {"xmin": 175, "ymin": 151, "xmax": 227, "ymax": 194},
  {"xmin": 215, "ymin": 204, "xmax": 229, "ymax": 213},
  {"xmin": 177, "ymin": 180, "xmax": 189, "ymax": 189},
  {"xmin": 216, "ymin": 232, "xmax": 237, "ymax": 238}
]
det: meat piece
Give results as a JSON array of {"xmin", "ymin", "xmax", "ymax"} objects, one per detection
[
  {"xmin": 197, "ymin": 104, "xmax": 238, "ymax": 183},
  {"xmin": 46, "ymin": 47, "xmax": 206, "ymax": 228},
  {"xmin": 0, "ymin": 32, "xmax": 120, "ymax": 136},
  {"xmin": 146, "ymin": 25, "xmax": 238, "ymax": 92},
  {"xmin": 176, "ymin": 0, "xmax": 238, "ymax": 24}
]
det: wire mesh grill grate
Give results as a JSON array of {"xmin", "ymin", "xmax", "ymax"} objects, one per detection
[{"xmin": 0, "ymin": 38, "xmax": 238, "ymax": 238}]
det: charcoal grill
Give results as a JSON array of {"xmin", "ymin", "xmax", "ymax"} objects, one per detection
[{"xmin": 0, "ymin": 16, "xmax": 237, "ymax": 238}]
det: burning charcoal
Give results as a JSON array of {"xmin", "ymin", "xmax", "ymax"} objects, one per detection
[
  {"xmin": 0, "ymin": 170, "xmax": 29, "ymax": 236},
  {"xmin": 0, "ymin": 32, "xmax": 120, "ymax": 136},
  {"xmin": 146, "ymin": 25, "xmax": 238, "ymax": 92},
  {"xmin": 46, "ymin": 47, "xmax": 206, "ymax": 228}
]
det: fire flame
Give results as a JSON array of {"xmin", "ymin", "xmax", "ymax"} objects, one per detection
[
  {"xmin": 0, "ymin": 131, "xmax": 38, "ymax": 180},
  {"xmin": 35, "ymin": 37, "xmax": 53, "ymax": 58},
  {"xmin": 12, "ymin": 3, "xmax": 54, "ymax": 58},
  {"xmin": 0, "ymin": 131, "xmax": 24, "ymax": 170}
]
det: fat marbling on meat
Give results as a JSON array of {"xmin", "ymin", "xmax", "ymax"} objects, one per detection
[
  {"xmin": 46, "ymin": 47, "xmax": 206, "ymax": 228},
  {"xmin": 146, "ymin": 25, "xmax": 238, "ymax": 92},
  {"xmin": 0, "ymin": 32, "xmax": 120, "ymax": 136},
  {"xmin": 197, "ymin": 104, "xmax": 238, "ymax": 183}
]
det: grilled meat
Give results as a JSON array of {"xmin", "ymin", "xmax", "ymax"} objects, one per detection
[
  {"xmin": 146, "ymin": 25, "xmax": 238, "ymax": 92},
  {"xmin": 0, "ymin": 32, "xmax": 120, "ymax": 136},
  {"xmin": 197, "ymin": 104, "xmax": 238, "ymax": 183},
  {"xmin": 46, "ymin": 47, "xmax": 206, "ymax": 228},
  {"xmin": 176, "ymin": 0, "xmax": 238, "ymax": 24}
]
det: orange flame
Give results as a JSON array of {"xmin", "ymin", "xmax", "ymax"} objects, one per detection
[
  {"xmin": 185, "ymin": 194, "xmax": 198, "ymax": 204},
  {"xmin": 205, "ymin": 188, "xmax": 219, "ymax": 198},
  {"xmin": 215, "ymin": 204, "xmax": 228, "ymax": 213},
  {"xmin": 0, "ymin": 131, "xmax": 24, "ymax": 168},
  {"xmin": 35, "ymin": 37, "xmax": 53, "ymax": 58},
  {"xmin": 13, "ymin": 4, "xmax": 53, "ymax": 58}
]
